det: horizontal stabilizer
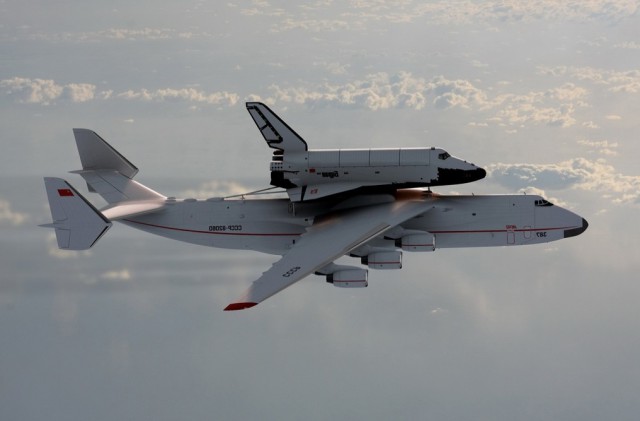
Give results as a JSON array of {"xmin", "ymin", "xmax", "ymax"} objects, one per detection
[
  {"xmin": 43, "ymin": 177, "xmax": 112, "ymax": 250},
  {"xmin": 101, "ymin": 200, "xmax": 165, "ymax": 220},
  {"xmin": 73, "ymin": 169, "xmax": 165, "ymax": 204}
]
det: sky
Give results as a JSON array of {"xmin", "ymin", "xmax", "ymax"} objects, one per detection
[{"xmin": 1, "ymin": 1, "xmax": 640, "ymax": 420}]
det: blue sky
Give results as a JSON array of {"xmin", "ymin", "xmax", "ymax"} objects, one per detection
[{"xmin": 2, "ymin": 1, "xmax": 640, "ymax": 420}]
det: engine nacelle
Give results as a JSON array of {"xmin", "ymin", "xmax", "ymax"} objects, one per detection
[
  {"xmin": 361, "ymin": 251, "xmax": 402, "ymax": 269},
  {"xmin": 396, "ymin": 233, "xmax": 435, "ymax": 252},
  {"xmin": 326, "ymin": 269, "xmax": 368, "ymax": 288}
]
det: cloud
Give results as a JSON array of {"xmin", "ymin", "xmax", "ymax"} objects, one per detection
[
  {"xmin": 265, "ymin": 74, "xmax": 588, "ymax": 128},
  {"xmin": 0, "ymin": 199, "xmax": 28, "ymax": 226},
  {"xmin": 180, "ymin": 180, "xmax": 254, "ymax": 199},
  {"xmin": 0, "ymin": 73, "xmax": 613, "ymax": 131},
  {"xmin": 116, "ymin": 87, "xmax": 240, "ymax": 106},
  {"xmin": 438, "ymin": 0, "xmax": 637, "ymax": 24},
  {"xmin": 0, "ymin": 77, "xmax": 65, "ymax": 105},
  {"xmin": 266, "ymin": 72, "xmax": 487, "ymax": 111},
  {"xmin": 0, "ymin": 78, "xmax": 101, "ymax": 105},
  {"xmin": 539, "ymin": 66, "xmax": 640, "ymax": 94},
  {"xmin": 487, "ymin": 158, "xmax": 640, "ymax": 205},
  {"xmin": 240, "ymin": 0, "xmax": 286, "ymax": 17},
  {"xmin": 1, "ymin": 77, "xmax": 240, "ymax": 107},
  {"xmin": 489, "ymin": 83, "xmax": 588, "ymax": 128},
  {"xmin": 25, "ymin": 27, "xmax": 204, "ymax": 43},
  {"xmin": 254, "ymin": 0, "xmax": 639, "ymax": 32},
  {"xmin": 65, "ymin": 83, "xmax": 96, "ymax": 102},
  {"xmin": 577, "ymin": 139, "xmax": 618, "ymax": 156},
  {"xmin": 100, "ymin": 269, "xmax": 132, "ymax": 282},
  {"xmin": 276, "ymin": 18, "xmax": 355, "ymax": 32},
  {"xmin": 313, "ymin": 61, "xmax": 350, "ymax": 75},
  {"xmin": 615, "ymin": 41, "xmax": 640, "ymax": 50}
]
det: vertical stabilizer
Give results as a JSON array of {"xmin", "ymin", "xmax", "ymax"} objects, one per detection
[
  {"xmin": 73, "ymin": 128, "xmax": 138, "ymax": 178},
  {"xmin": 246, "ymin": 102, "xmax": 308, "ymax": 152},
  {"xmin": 71, "ymin": 129, "xmax": 165, "ymax": 204},
  {"xmin": 42, "ymin": 177, "xmax": 112, "ymax": 250}
]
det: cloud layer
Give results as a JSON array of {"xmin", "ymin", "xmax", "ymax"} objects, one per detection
[
  {"xmin": 487, "ymin": 158, "xmax": 640, "ymax": 204},
  {"xmin": 0, "ymin": 77, "xmax": 238, "ymax": 106},
  {"xmin": 0, "ymin": 73, "xmax": 600, "ymax": 130},
  {"xmin": 0, "ymin": 199, "xmax": 28, "ymax": 226},
  {"xmin": 247, "ymin": 0, "xmax": 639, "ymax": 30}
]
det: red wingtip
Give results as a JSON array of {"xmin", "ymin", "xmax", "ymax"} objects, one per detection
[{"xmin": 224, "ymin": 302, "xmax": 258, "ymax": 311}]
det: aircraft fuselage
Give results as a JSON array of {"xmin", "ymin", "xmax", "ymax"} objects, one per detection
[
  {"xmin": 272, "ymin": 148, "xmax": 486, "ymax": 201},
  {"xmin": 121, "ymin": 192, "xmax": 587, "ymax": 255}
]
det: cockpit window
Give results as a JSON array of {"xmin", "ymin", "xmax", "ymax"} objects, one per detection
[
  {"xmin": 438, "ymin": 152, "xmax": 450, "ymax": 160},
  {"xmin": 534, "ymin": 199, "xmax": 554, "ymax": 207}
]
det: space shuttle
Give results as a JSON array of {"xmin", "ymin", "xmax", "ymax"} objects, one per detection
[{"xmin": 246, "ymin": 102, "xmax": 486, "ymax": 202}]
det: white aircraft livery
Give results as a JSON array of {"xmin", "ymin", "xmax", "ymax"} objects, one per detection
[
  {"xmin": 246, "ymin": 102, "xmax": 486, "ymax": 201},
  {"xmin": 42, "ymin": 103, "xmax": 588, "ymax": 311}
]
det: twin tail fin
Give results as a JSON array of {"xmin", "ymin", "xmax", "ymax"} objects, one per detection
[
  {"xmin": 72, "ymin": 129, "xmax": 164, "ymax": 204},
  {"xmin": 42, "ymin": 177, "xmax": 111, "ymax": 250},
  {"xmin": 42, "ymin": 129, "xmax": 166, "ymax": 250}
]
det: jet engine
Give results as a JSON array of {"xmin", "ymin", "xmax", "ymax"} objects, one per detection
[
  {"xmin": 395, "ymin": 233, "xmax": 436, "ymax": 252},
  {"xmin": 361, "ymin": 251, "xmax": 402, "ymax": 269},
  {"xmin": 326, "ymin": 269, "xmax": 368, "ymax": 288}
]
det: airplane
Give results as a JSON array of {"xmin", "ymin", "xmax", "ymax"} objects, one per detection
[{"xmin": 42, "ymin": 103, "xmax": 588, "ymax": 311}]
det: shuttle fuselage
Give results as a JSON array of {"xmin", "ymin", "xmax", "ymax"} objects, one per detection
[{"xmin": 270, "ymin": 147, "xmax": 486, "ymax": 201}]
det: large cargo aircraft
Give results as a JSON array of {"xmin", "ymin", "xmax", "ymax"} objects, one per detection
[{"xmin": 42, "ymin": 103, "xmax": 587, "ymax": 310}]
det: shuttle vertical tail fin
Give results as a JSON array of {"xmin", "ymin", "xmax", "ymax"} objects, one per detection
[{"xmin": 246, "ymin": 102, "xmax": 308, "ymax": 152}]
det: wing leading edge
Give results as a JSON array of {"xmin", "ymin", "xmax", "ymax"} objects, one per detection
[{"xmin": 224, "ymin": 198, "xmax": 435, "ymax": 311}]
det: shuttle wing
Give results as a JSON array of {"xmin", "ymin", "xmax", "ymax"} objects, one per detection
[{"xmin": 225, "ymin": 198, "xmax": 435, "ymax": 310}]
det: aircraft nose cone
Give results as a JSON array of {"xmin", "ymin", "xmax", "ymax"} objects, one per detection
[
  {"xmin": 436, "ymin": 167, "xmax": 487, "ymax": 185},
  {"xmin": 564, "ymin": 218, "xmax": 589, "ymax": 238},
  {"xmin": 465, "ymin": 167, "xmax": 486, "ymax": 182}
]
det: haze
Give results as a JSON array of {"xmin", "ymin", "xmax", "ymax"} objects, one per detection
[{"xmin": 1, "ymin": 1, "xmax": 639, "ymax": 420}]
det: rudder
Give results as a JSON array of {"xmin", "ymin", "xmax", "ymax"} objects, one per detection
[
  {"xmin": 246, "ymin": 102, "xmax": 308, "ymax": 152},
  {"xmin": 73, "ymin": 128, "xmax": 138, "ymax": 178},
  {"xmin": 72, "ymin": 129, "xmax": 165, "ymax": 204},
  {"xmin": 42, "ymin": 177, "xmax": 112, "ymax": 250}
]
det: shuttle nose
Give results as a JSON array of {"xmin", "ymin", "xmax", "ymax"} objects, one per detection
[
  {"xmin": 436, "ymin": 166, "xmax": 487, "ymax": 185},
  {"xmin": 466, "ymin": 167, "xmax": 486, "ymax": 182},
  {"xmin": 564, "ymin": 218, "xmax": 589, "ymax": 238}
]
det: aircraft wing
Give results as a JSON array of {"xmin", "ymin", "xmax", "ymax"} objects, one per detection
[{"xmin": 224, "ymin": 198, "xmax": 434, "ymax": 311}]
